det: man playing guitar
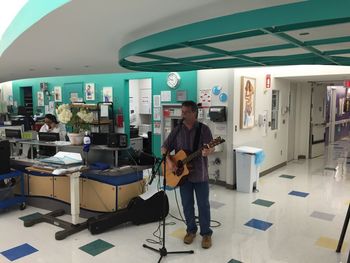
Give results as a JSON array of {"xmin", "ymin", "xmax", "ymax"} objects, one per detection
[{"xmin": 162, "ymin": 101, "xmax": 215, "ymax": 249}]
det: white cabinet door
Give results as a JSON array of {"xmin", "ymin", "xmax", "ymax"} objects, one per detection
[{"xmin": 139, "ymin": 89, "xmax": 151, "ymax": 114}]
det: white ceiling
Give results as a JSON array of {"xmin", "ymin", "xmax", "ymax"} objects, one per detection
[{"xmin": 0, "ymin": 0, "xmax": 302, "ymax": 83}]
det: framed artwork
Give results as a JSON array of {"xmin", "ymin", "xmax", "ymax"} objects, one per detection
[
  {"xmin": 103, "ymin": 87, "xmax": 113, "ymax": 102},
  {"xmin": 37, "ymin": 91, "xmax": 44, "ymax": 107},
  {"xmin": 85, "ymin": 83, "xmax": 95, "ymax": 101},
  {"xmin": 240, "ymin": 76, "xmax": 256, "ymax": 129},
  {"xmin": 54, "ymin": 86, "xmax": 62, "ymax": 102}
]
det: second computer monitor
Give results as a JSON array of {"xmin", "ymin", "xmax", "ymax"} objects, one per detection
[
  {"xmin": 5, "ymin": 129, "xmax": 22, "ymax": 139},
  {"xmin": 38, "ymin": 132, "xmax": 59, "ymax": 141}
]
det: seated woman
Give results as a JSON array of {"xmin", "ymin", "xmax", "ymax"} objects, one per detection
[
  {"xmin": 38, "ymin": 114, "xmax": 66, "ymax": 157},
  {"xmin": 39, "ymin": 114, "xmax": 66, "ymax": 141}
]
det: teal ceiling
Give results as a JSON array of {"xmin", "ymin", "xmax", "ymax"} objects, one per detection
[{"xmin": 119, "ymin": 0, "xmax": 350, "ymax": 72}]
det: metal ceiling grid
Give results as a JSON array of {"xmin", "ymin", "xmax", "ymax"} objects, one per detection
[{"xmin": 119, "ymin": 0, "xmax": 350, "ymax": 72}]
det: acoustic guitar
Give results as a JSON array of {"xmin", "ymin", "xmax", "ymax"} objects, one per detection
[{"xmin": 163, "ymin": 136, "xmax": 225, "ymax": 188}]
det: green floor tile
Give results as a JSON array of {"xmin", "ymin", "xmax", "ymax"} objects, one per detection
[
  {"xmin": 279, "ymin": 174, "xmax": 295, "ymax": 179},
  {"xmin": 18, "ymin": 212, "xmax": 43, "ymax": 222},
  {"xmin": 252, "ymin": 199, "xmax": 275, "ymax": 207},
  {"xmin": 79, "ymin": 239, "xmax": 114, "ymax": 256},
  {"xmin": 228, "ymin": 259, "xmax": 243, "ymax": 263}
]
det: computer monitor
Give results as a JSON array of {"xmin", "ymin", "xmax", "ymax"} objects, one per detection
[
  {"xmin": 38, "ymin": 132, "xmax": 60, "ymax": 142},
  {"xmin": 5, "ymin": 129, "xmax": 22, "ymax": 139}
]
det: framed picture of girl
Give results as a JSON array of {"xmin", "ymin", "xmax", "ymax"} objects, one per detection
[{"xmin": 240, "ymin": 76, "xmax": 256, "ymax": 129}]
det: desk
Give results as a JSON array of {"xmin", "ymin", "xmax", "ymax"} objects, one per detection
[
  {"xmin": 24, "ymin": 166, "xmax": 87, "ymax": 240},
  {"xmin": 8, "ymin": 139, "xmax": 129, "ymax": 167}
]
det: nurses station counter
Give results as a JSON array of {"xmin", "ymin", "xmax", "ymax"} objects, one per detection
[
  {"xmin": 6, "ymin": 138, "xmax": 151, "ymax": 214},
  {"xmin": 12, "ymin": 158, "xmax": 149, "ymax": 213}
]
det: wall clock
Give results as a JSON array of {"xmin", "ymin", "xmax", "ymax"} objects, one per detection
[{"xmin": 167, "ymin": 72, "xmax": 181, "ymax": 89}]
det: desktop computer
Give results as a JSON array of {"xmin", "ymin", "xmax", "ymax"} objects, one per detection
[
  {"xmin": 38, "ymin": 132, "xmax": 60, "ymax": 157},
  {"xmin": 0, "ymin": 140, "xmax": 10, "ymax": 174},
  {"xmin": 5, "ymin": 129, "xmax": 22, "ymax": 139}
]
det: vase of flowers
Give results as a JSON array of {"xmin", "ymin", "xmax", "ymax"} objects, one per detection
[{"xmin": 56, "ymin": 104, "xmax": 94, "ymax": 145}]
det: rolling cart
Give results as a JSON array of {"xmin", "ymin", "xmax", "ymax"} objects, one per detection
[{"xmin": 0, "ymin": 170, "xmax": 26, "ymax": 210}]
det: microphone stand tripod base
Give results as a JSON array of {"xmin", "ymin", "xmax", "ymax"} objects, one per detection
[{"xmin": 143, "ymin": 152, "xmax": 194, "ymax": 263}]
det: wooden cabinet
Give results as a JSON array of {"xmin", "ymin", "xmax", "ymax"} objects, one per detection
[
  {"xmin": 81, "ymin": 178, "xmax": 116, "ymax": 212},
  {"xmin": 28, "ymin": 175, "xmax": 54, "ymax": 198},
  {"xmin": 53, "ymin": 176, "xmax": 83, "ymax": 204}
]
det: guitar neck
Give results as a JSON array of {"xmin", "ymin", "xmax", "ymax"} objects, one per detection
[{"xmin": 182, "ymin": 146, "xmax": 205, "ymax": 165}]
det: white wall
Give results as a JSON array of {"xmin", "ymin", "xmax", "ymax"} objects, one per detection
[
  {"xmin": 232, "ymin": 68, "xmax": 291, "ymax": 173},
  {"xmin": 0, "ymin": 81, "xmax": 13, "ymax": 104},
  {"xmin": 197, "ymin": 69, "xmax": 234, "ymax": 185},
  {"xmin": 129, "ymin": 79, "xmax": 140, "ymax": 127}
]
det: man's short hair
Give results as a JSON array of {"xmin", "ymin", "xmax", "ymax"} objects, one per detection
[{"xmin": 182, "ymin": 100, "xmax": 198, "ymax": 113}]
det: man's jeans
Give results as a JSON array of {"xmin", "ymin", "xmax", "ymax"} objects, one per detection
[{"xmin": 180, "ymin": 180, "xmax": 212, "ymax": 236}]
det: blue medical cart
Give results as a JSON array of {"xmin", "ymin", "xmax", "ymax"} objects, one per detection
[{"xmin": 0, "ymin": 170, "xmax": 26, "ymax": 210}]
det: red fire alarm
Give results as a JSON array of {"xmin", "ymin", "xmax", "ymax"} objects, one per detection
[
  {"xmin": 266, "ymin": 74, "xmax": 271, "ymax": 89},
  {"xmin": 344, "ymin": 80, "xmax": 350, "ymax": 87}
]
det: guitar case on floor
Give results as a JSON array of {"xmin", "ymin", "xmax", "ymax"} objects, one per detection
[{"xmin": 87, "ymin": 190, "xmax": 169, "ymax": 234}]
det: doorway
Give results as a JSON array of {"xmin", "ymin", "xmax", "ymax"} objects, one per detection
[
  {"xmin": 309, "ymin": 83, "xmax": 327, "ymax": 158},
  {"xmin": 20, "ymin": 86, "xmax": 33, "ymax": 115},
  {"xmin": 287, "ymin": 84, "xmax": 297, "ymax": 161}
]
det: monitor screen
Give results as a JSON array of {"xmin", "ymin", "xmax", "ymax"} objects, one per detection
[
  {"xmin": 5, "ymin": 129, "xmax": 22, "ymax": 139},
  {"xmin": 38, "ymin": 132, "xmax": 59, "ymax": 142}
]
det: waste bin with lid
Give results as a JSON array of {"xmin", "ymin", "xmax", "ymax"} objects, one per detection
[{"xmin": 234, "ymin": 146, "xmax": 265, "ymax": 193}]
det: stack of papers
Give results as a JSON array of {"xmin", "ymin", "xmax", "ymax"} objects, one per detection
[{"xmin": 40, "ymin": 151, "xmax": 82, "ymax": 165}]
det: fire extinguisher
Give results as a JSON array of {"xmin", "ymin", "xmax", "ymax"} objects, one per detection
[{"xmin": 117, "ymin": 107, "xmax": 124, "ymax": 128}]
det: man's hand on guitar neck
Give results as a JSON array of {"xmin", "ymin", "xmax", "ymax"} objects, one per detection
[{"xmin": 202, "ymin": 144, "xmax": 215, "ymax": 157}]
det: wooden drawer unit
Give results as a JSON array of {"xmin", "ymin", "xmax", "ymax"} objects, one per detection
[
  {"xmin": 117, "ymin": 179, "xmax": 145, "ymax": 210},
  {"xmin": 53, "ymin": 176, "xmax": 83, "ymax": 204},
  {"xmin": 28, "ymin": 175, "xmax": 54, "ymax": 198},
  {"xmin": 81, "ymin": 178, "xmax": 116, "ymax": 212}
]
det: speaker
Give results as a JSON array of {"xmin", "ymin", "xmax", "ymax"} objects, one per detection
[
  {"xmin": 107, "ymin": 133, "xmax": 127, "ymax": 148},
  {"xmin": 91, "ymin": 133, "xmax": 108, "ymax": 145},
  {"xmin": 0, "ymin": 140, "xmax": 10, "ymax": 175}
]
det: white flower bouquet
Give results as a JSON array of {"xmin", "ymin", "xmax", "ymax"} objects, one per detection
[{"xmin": 56, "ymin": 104, "xmax": 94, "ymax": 133}]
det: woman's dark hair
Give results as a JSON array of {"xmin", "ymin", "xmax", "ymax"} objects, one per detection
[{"xmin": 45, "ymin": 114, "xmax": 59, "ymax": 124}]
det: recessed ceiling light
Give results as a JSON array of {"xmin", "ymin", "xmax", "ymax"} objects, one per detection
[{"xmin": 299, "ymin": 32, "xmax": 310, "ymax": 36}]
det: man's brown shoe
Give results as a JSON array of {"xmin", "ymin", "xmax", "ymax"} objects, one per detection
[
  {"xmin": 201, "ymin": 235, "xmax": 212, "ymax": 249},
  {"xmin": 183, "ymin": 232, "xmax": 196, "ymax": 244}
]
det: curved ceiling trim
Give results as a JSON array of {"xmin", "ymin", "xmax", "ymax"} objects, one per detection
[
  {"xmin": 119, "ymin": 0, "xmax": 350, "ymax": 72},
  {"xmin": 0, "ymin": 0, "xmax": 69, "ymax": 56}
]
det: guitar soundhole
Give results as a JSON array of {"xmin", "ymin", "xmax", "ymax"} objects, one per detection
[{"xmin": 176, "ymin": 160, "xmax": 184, "ymax": 176}]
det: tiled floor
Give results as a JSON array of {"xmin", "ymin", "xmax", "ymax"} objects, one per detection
[{"xmin": 0, "ymin": 138, "xmax": 349, "ymax": 262}]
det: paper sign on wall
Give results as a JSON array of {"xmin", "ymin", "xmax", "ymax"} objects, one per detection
[
  {"xmin": 199, "ymin": 89, "xmax": 211, "ymax": 107},
  {"xmin": 161, "ymin": 91, "xmax": 171, "ymax": 102}
]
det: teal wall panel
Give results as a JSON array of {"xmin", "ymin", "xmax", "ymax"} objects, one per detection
[{"xmin": 11, "ymin": 71, "xmax": 197, "ymax": 157}]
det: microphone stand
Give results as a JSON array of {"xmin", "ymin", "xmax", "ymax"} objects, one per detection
[{"xmin": 143, "ymin": 119, "xmax": 193, "ymax": 263}]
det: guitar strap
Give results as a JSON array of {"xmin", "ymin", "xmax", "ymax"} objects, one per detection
[{"xmin": 192, "ymin": 122, "xmax": 203, "ymax": 152}]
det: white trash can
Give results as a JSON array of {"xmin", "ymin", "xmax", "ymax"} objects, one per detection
[{"xmin": 234, "ymin": 146, "xmax": 264, "ymax": 193}]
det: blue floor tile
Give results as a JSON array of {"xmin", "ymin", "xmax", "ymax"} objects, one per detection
[
  {"xmin": 1, "ymin": 243, "xmax": 38, "ymax": 261},
  {"xmin": 244, "ymin": 218, "xmax": 273, "ymax": 231},
  {"xmin": 289, "ymin": 190, "xmax": 309, "ymax": 197}
]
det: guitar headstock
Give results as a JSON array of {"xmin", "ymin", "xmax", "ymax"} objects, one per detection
[{"xmin": 207, "ymin": 136, "xmax": 225, "ymax": 148}]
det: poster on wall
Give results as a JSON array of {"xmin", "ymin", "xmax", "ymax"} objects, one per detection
[
  {"xmin": 54, "ymin": 86, "xmax": 62, "ymax": 102},
  {"xmin": 154, "ymin": 121, "xmax": 161, "ymax": 134},
  {"xmin": 85, "ymin": 83, "xmax": 95, "ymax": 101},
  {"xmin": 103, "ymin": 87, "xmax": 113, "ymax": 102},
  {"xmin": 240, "ymin": 76, "xmax": 256, "ymax": 129},
  {"xmin": 153, "ymin": 107, "xmax": 161, "ymax": 120},
  {"xmin": 37, "ymin": 91, "xmax": 44, "ymax": 106},
  {"xmin": 199, "ymin": 89, "xmax": 211, "ymax": 107}
]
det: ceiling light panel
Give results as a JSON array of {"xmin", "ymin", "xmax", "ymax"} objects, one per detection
[
  {"xmin": 150, "ymin": 47, "xmax": 211, "ymax": 59},
  {"xmin": 207, "ymin": 35, "xmax": 286, "ymax": 52}
]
